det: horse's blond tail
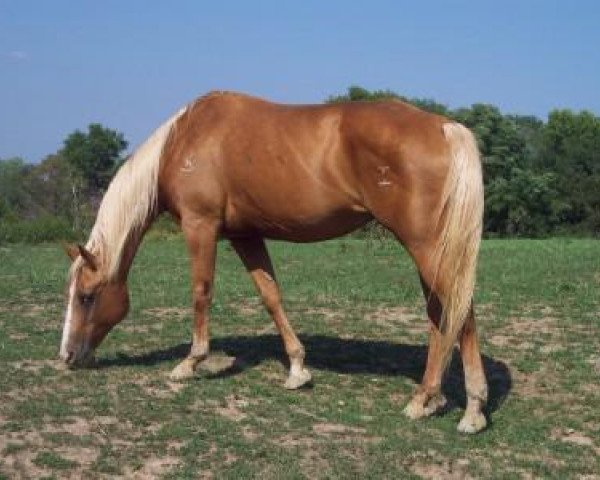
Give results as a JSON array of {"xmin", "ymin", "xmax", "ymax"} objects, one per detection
[{"xmin": 433, "ymin": 122, "xmax": 484, "ymax": 370}]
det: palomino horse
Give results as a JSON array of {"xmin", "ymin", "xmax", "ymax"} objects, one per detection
[{"xmin": 60, "ymin": 91, "xmax": 487, "ymax": 433}]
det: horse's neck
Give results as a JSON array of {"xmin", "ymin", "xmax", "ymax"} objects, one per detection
[{"xmin": 112, "ymin": 212, "xmax": 159, "ymax": 281}]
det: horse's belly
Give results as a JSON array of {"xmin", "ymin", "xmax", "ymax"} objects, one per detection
[{"xmin": 222, "ymin": 196, "xmax": 371, "ymax": 242}]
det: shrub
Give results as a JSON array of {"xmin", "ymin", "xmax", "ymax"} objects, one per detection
[{"xmin": 0, "ymin": 216, "xmax": 82, "ymax": 244}]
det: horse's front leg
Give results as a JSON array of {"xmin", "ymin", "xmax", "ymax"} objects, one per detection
[
  {"xmin": 170, "ymin": 218, "xmax": 219, "ymax": 381},
  {"xmin": 231, "ymin": 237, "xmax": 311, "ymax": 389}
]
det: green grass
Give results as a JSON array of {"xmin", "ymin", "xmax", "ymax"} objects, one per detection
[{"xmin": 0, "ymin": 237, "xmax": 599, "ymax": 478}]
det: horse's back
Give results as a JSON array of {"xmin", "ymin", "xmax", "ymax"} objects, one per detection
[{"xmin": 159, "ymin": 92, "xmax": 452, "ymax": 241}]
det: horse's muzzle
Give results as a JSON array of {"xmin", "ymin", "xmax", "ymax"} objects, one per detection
[{"xmin": 59, "ymin": 349, "xmax": 95, "ymax": 369}]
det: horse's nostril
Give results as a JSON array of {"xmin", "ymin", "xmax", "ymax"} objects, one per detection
[{"xmin": 65, "ymin": 351, "xmax": 74, "ymax": 364}]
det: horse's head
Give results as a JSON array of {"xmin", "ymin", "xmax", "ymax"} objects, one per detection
[{"xmin": 59, "ymin": 244, "xmax": 129, "ymax": 368}]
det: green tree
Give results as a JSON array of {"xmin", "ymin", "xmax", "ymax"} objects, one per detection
[
  {"xmin": 509, "ymin": 114, "xmax": 545, "ymax": 169},
  {"xmin": 326, "ymin": 85, "xmax": 400, "ymax": 103},
  {"xmin": 62, "ymin": 123, "xmax": 127, "ymax": 192},
  {"xmin": 450, "ymin": 104, "xmax": 565, "ymax": 235},
  {"xmin": 453, "ymin": 104, "xmax": 527, "ymax": 184},
  {"xmin": 326, "ymin": 85, "xmax": 449, "ymax": 115},
  {"xmin": 485, "ymin": 169, "xmax": 567, "ymax": 236},
  {"xmin": 0, "ymin": 157, "xmax": 38, "ymax": 219},
  {"xmin": 27, "ymin": 153, "xmax": 87, "ymax": 224},
  {"xmin": 540, "ymin": 109, "xmax": 600, "ymax": 233}
]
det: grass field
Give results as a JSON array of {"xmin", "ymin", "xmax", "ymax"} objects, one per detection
[{"xmin": 0, "ymin": 236, "xmax": 599, "ymax": 479}]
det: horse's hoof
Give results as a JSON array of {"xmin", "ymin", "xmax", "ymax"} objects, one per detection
[
  {"xmin": 457, "ymin": 411, "xmax": 487, "ymax": 434},
  {"xmin": 284, "ymin": 368, "xmax": 312, "ymax": 389},
  {"xmin": 403, "ymin": 400, "xmax": 425, "ymax": 419},
  {"xmin": 403, "ymin": 393, "xmax": 446, "ymax": 419},
  {"xmin": 169, "ymin": 361, "xmax": 195, "ymax": 381},
  {"xmin": 423, "ymin": 393, "xmax": 447, "ymax": 416}
]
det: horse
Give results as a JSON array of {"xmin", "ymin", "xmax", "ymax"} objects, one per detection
[{"xmin": 60, "ymin": 91, "xmax": 487, "ymax": 433}]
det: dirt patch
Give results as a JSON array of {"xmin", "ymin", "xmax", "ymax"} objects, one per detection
[
  {"xmin": 299, "ymin": 448, "xmax": 331, "ymax": 478},
  {"xmin": 233, "ymin": 298, "xmax": 262, "ymax": 316},
  {"xmin": 241, "ymin": 426, "xmax": 259, "ymax": 441},
  {"xmin": 137, "ymin": 379, "xmax": 187, "ymax": 399},
  {"xmin": 365, "ymin": 306, "xmax": 425, "ymax": 336},
  {"xmin": 488, "ymin": 308, "xmax": 573, "ymax": 358},
  {"xmin": 587, "ymin": 355, "xmax": 600, "ymax": 374},
  {"xmin": 488, "ymin": 334, "xmax": 511, "ymax": 348},
  {"xmin": 214, "ymin": 395, "xmax": 250, "ymax": 422},
  {"xmin": 506, "ymin": 315, "xmax": 559, "ymax": 337},
  {"xmin": 277, "ymin": 434, "xmax": 315, "ymax": 448},
  {"xmin": 510, "ymin": 365, "xmax": 564, "ymax": 400},
  {"xmin": 0, "ymin": 418, "xmax": 101, "ymax": 480},
  {"xmin": 57, "ymin": 446, "xmax": 98, "ymax": 466},
  {"xmin": 305, "ymin": 307, "xmax": 344, "ymax": 323},
  {"xmin": 278, "ymin": 426, "xmax": 379, "ymax": 478},
  {"xmin": 551, "ymin": 428, "xmax": 600, "ymax": 455},
  {"xmin": 1, "ymin": 447, "xmax": 53, "ymax": 480},
  {"xmin": 312, "ymin": 422, "xmax": 366, "ymax": 436},
  {"xmin": 124, "ymin": 455, "xmax": 180, "ymax": 479},
  {"xmin": 23, "ymin": 304, "xmax": 47, "ymax": 318},
  {"xmin": 404, "ymin": 450, "xmax": 475, "ymax": 480},
  {"xmin": 487, "ymin": 308, "xmax": 594, "ymax": 401},
  {"xmin": 276, "ymin": 434, "xmax": 330, "ymax": 477},
  {"xmin": 0, "ymin": 302, "xmax": 48, "ymax": 317},
  {"xmin": 10, "ymin": 359, "xmax": 65, "ymax": 373},
  {"xmin": 539, "ymin": 344, "xmax": 564, "ymax": 354},
  {"xmin": 312, "ymin": 422, "xmax": 382, "ymax": 446},
  {"xmin": 121, "ymin": 323, "xmax": 164, "ymax": 334},
  {"xmin": 290, "ymin": 406, "xmax": 325, "ymax": 422},
  {"xmin": 410, "ymin": 460, "xmax": 473, "ymax": 480},
  {"xmin": 143, "ymin": 307, "xmax": 189, "ymax": 319},
  {"xmin": 8, "ymin": 333, "xmax": 29, "ymax": 341},
  {"xmin": 43, "ymin": 417, "xmax": 94, "ymax": 437}
]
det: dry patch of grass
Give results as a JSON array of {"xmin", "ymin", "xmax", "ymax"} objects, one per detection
[
  {"xmin": 124, "ymin": 455, "xmax": 180, "ymax": 479},
  {"xmin": 233, "ymin": 298, "xmax": 262, "ymax": 317},
  {"xmin": 10, "ymin": 359, "xmax": 65, "ymax": 374},
  {"xmin": 0, "ymin": 418, "xmax": 101, "ymax": 480},
  {"xmin": 364, "ymin": 306, "xmax": 425, "ymax": 337},
  {"xmin": 143, "ymin": 306, "xmax": 189, "ymax": 319},
  {"xmin": 551, "ymin": 428, "xmax": 600, "ymax": 456},
  {"xmin": 409, "ymin": 456, "xmax": 474, "ymax": 480}
]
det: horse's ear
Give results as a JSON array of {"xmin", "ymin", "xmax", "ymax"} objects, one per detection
[
  {"xmin": 64, "ymin": 243, "xmax": 80, "ymax": 262},
  {"xmin": 77, "ymin": 244, "xmax": 98, "ymax": 271}
]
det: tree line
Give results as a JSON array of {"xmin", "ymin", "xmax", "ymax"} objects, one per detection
[{"xmin": 1, "ymin": 86, "xmax": 599, "ymax": 242}]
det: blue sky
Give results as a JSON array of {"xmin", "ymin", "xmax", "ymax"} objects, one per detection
[{"xmin": 1, "ymin": 0, "xmax": 599, "ymax": 162}]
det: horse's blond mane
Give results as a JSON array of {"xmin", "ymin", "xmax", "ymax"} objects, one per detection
[{"xmin": 82, "ymin": 106, "xmax": 188, "ymax": 279}]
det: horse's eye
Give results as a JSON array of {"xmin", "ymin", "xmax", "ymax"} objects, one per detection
[{"xmin": 79, "ymin": 293, "xmax": 95, "ymax": 307}]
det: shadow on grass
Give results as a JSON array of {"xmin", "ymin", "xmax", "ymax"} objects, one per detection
[{"xmin": 97, "ymin": 334, "xmax": 511, "ymax": 415}]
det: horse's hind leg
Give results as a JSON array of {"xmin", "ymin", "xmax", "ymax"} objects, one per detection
[
  {"xmin": 403, "ymin": 276, "xmax": 448, "ymax": 419},
  {"xmin": 404, "ymin": 247, "xmax": 488, "ymax": 432},
  {"xmin": 457, "ymin": 307, "xmax": 487, "ymax": 433},
  {"xmin": 170, "ymin": 218, "xmax": 219, "ymax": 381},
  {"xmin": 231, "ymin": 237, "xmax": 311, "ymax": 389}
]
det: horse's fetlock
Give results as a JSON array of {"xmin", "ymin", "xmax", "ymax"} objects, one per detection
[
  {"xmin": 288, "ymin": 345, "xmax": 305, "ymax": 361},
  {"xmin": 190, "ymin": 341, "xmax": 209, "ymax": 359},
  {"xmin": 468, "ymin": 385, "xmax": 488, "ymax": 404}
]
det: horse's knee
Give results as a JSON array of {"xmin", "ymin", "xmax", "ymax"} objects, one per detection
[{"xmin": 193, "ymin": 281, "xmax": 213, "ymax": 311}]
